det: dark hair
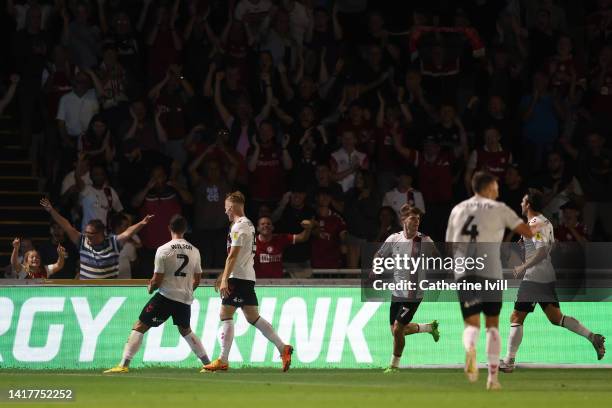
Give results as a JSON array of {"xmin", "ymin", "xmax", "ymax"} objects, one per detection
[
  {"xmin": 110, "ymin": 213, "xmax": 129, "ymax": 231},
  {"xmin": 472, "ymin": 171, "xmax": 498, "ymax": 194},
  {"xmin": 169, "ymin": 214, "xmax": 188, "ymax": 234},
  {"xmin": 399, "ymin": 204, "xmax": 423, "ymax": 219},
  {"xmin": 526, "ymin": 189, "xmax": 545, "ymax": 213},
  {"xmin": 86, "ymin": 219, "xmax": 106, "ymax": 233}
]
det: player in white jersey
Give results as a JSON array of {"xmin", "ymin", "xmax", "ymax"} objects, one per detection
[
  {"xmin": 500, "ymin": 190, "xmax": 606, "ymax": 372},
  {"xmin": 202, "ymin": 191, "xmax": 293, "ymax": 372},
  {"xmin": 104, "ymin": 215, "xmax": 210, "ymax": 373},
  {"xmin": 376, "ymin": 205, "xmax": 441, "ymax": 373},
  {"xmin": 446, "ymin": 171, "xmax": 534, "ymax": 390}
]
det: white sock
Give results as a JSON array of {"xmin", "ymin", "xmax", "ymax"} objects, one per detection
[
  {"xmin": 183, "ymin": 331, "xmax": 210, "ymax": 365},
  {"xmin": 254, "ymin": 317, "xmax": 285, "ymax": 352},
  {"xmin": 120, "ymin": 330, "xmax": 144, "ymax": 367},
  {"xmin": 417, "ymin": 323, "xmax": 432, "ymax": 333},
  {"xmin": 219, "ymin": 319, "xmax": 234, "ymax": 363},
  {"xmin": 390, "ymin": 355, "xmax": 401, "ymax": 368},
  {"xmin": 463, "ymin": 325, "xmax": 480, "ymax": 352},
  {"xmin": 506, "ymin": 323, "xmax": 523, "ymax": 361},
  {"xmin": 486, "ymin": 327, "xmax": 501, "ymax": 383},
  {"xmin": 560, "ymin": 315, "xmax": 593, "ymax": 340}
]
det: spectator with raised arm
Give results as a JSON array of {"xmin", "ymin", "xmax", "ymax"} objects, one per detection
[
  {"xmin": 11, "ymin": 237, "xmax": 65, "ymax": 279},
  {"xmin": 40, "ymin": 198, "xmax": 153, "ymax": 279}
]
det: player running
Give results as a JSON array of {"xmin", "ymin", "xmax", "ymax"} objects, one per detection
[
  {"xmin": 202, "ymin": 191, "xmax": 293, "ymax": 372},
  {"xmin": 377, "ymin": 205, "xmax": 440, "ymax": 373},
  {"xmin": 499, "ymin": 190, "xmax": 606, "ymax": 372},
  {"xmin": 445, "ymin": 171, "xmax": 534, "ymax": 390},
  {"xmin": 104, "ymin": 215, "xmax": 209, "ymax": 373}
]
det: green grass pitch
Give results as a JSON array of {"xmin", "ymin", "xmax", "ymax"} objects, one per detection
[{"xmin": 1, "ymin": 369, "xmax": 611, "ymax": 408}]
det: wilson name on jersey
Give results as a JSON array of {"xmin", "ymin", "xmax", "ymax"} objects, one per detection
[{"xmin": 154, "ymin": 239, "xmax": 202, "ymax": 305}]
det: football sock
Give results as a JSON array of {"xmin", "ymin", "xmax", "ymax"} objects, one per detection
[
  {"xmin": 253, "ymin": 316, "xmax": 285, "ymax": 352},
  {"xmin": 417, "ymin": 323, "xmax": 432, "ymax": 333},
  {"xmin": 463, "ymin": 325, "xmax": 480, "ymax": 352},
  {"xmin": 560, "ymin": 315, "xmax": 593, "ymax": 340},
  {"xmin": 120, "ymin": 330, "xmax": 143, "ymax": 367},
  {"xmin": 486, "ymin": 327, "xmax": 501, "ymax": 382},
  {"xmin": 183, "ymin": 331, "xmax": 210, "ymax": 365},
  {"xmin": 390, "ymin": 355, "xmax": 401, "ymax": 368},
  {"xmin": 506, "ymin": 323, "xmax": 523, "ymax": 361},
  {"xmin": 220, "ymin": 319, "xmax": 234, "ymax": 363}
]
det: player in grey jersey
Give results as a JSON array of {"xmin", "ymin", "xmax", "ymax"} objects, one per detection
[
  {"xmin": 104, "ymin": 215, "xmax": 210, "ymax": 373},
  {"xmin": 500, "ymin": 190, "xmax": 606, "ymax": 372},
  {"xmin": 446, "ymin": 172, "xmax": 534, "ymax": 390}
]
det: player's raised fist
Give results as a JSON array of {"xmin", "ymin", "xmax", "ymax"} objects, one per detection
[{"xmin": 12, "ymin": 237, "xmax": 20, "ymax": 249}]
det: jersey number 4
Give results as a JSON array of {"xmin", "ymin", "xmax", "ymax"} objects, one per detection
[
  {"xmin": 174, "ymin": 254, "xmax": 189, "ymax": 277},
  {"xmin": 461, "ymin": 215, "xmax": 479, "ymax": 242}
]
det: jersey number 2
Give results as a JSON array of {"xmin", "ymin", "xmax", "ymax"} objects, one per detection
[
  {"xmin": 461, "ymin": 215, "xmax": 479, "ymax": 242},
  {"xmin": 174, "ymin": 254, "xmax": 189, "ymax": 277}
]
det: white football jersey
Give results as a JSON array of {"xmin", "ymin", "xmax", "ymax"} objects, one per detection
[
  {"xmin": 154, "ymin": 239, "xmax": 202, "ymax": 304},
  {"xmin": 227, "ymin": 216, "xmax": 256, "ymax": 281},
  {"xmin": 446, "ymin": 195, "xmax": 523, "ymax": 279},
  {"xmin": 377, "ymin": 231, "xmax": 434, "ymax": 300},
  {"xmin": 523, "ymin": 214, "xmax": 556, "ymax": 283}
]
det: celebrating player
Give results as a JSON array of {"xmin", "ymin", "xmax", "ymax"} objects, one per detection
[
  {"xmin": 104, "ymin": 215, "xmax": 209, "ymax": 373},
  {"xmin": 202, "ymin": 191, "xmax": 293, "ymax": 372},
  {"xmin": 445, "ymin": 172, "xmax": 534, "ymax": 390},
  {"xmin": 499, "ymin": 190, "xmax": 605, "ymax": 372},
  {"xmin": 376, "ymin": 204, "xmax": 440, "ymax": 373}
]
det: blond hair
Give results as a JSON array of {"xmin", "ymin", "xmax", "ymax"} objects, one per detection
[{"xmin": 225, "ymin": 191, "xmax": 246, "ymax": 205}]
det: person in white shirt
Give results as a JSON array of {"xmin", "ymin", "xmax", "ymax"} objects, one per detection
[
  {"xmin": 78, "ymin": 164, "xmax": 123, "ymax": 231},
  {"xmin": 202, "ymin": 191, "xmax": 293, "ymax": 372},
  {"xmin": 382, "ymin": 170, "xmax": 426, "ymax": 218},
  {"xmin": 500, "ymin": 190, "xmax": 605, "ymax": 372},
  {"xmin": 111, "ymin": 214, "xmax": 141, "ymax": 279},
  {"xmin": 446, "ymin": 171, "xmax": 533, "ymax": 390},
  {"xmin": 234, "ymin": 0, "xmax": 273, "ymax": 36},
  {"xmin": 375, "ymin": 205, "xmax": 440, "ymax": 373},
  {"xmin": 282, "ymin": 0, "xmax": 311, "ymax": 45},
  {"xmin": 330, "ymin": 130, "xmax": 369, "ymax": 192},
  {"xmin": 57, "ymin": 71, "xmax": 99, "ymax": 147},
  {"xmin": 104, "ymin": 215, "xmax": 210, "ymax": 373}
]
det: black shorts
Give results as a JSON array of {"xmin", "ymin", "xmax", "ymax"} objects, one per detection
[
  {"xmin": 389, "ymin": 298, "xmax": 421, "ymax": 326},
  {"xmin": 514, "ymin": 280, "xmax": 560, "ymax": 313},
  {"xmin": 139, "ymin": 293, "xmax": 191, "ymax": 328},
  {"xmin": 457, "ymin": 276, "xmax": 502, "ymax": 319},
  {"xmin": 222, "ymin": 278, "xmax": 258, "ymax": 307}
]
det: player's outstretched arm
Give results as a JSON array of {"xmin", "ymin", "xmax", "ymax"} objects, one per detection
[
  {"xmin": 117, "ymin": 215, "xmax": 155, "ymax": 245},
  {"xmin": 40, "ymin": 198, "xmax": 81, "ymax": 245}
]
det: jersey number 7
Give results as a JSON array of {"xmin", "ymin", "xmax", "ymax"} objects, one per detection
[{"xmin": 174, "ymin": 254, "xmax": 189, "ymax": 277}]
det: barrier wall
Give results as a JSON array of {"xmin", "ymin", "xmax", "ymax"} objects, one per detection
[{"xmin": 0, "ymin": 286, "xmax": 610, "ymax": 369}]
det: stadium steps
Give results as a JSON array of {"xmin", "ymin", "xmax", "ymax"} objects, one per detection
[{"xmin": 0, "ymin": 120, "xmax": 49, "ymax": 273}]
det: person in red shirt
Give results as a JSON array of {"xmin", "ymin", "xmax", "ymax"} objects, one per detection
[
  {"xmin": 247, "ymin": 120, "xmax": 292, "ymax": 209},
  {"xmin": 254, "ymin": 217, "xmax": 314, "ymax": 279},
  {"xmin": 555, "ymin": 202, "xmax": 589, "ymax": 243},
  {"xmin": 392, "ymin": 131, "xmax": 456, "ymax": 241},
  {"xmin": 464, "ymin": 127, "xmax": 512, "ymax": 194},
  {"xmin": 131, "ymin": 165, "xmax": 193, "ymax": 278},
  {"xmin": 311, "ymin": 188, "xmax": 348, "ymax": 268}
]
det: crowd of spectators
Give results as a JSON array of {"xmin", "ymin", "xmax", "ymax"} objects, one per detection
[{"xmin": 1, "ymin": 0, "xmax": 611, "ymax": 278}]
